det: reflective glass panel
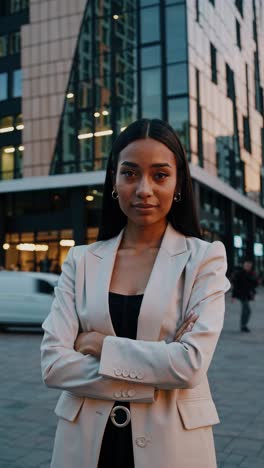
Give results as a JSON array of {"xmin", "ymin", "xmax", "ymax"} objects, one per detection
[
  {"xmin": 167, "ymin": 63, "xmax": 187, "ymax": 95},
  {"xmin": 0, "ymin": 73, "xmax": 8, "ymax": 101},
  {"xmin": 166, "ymin": 4, "xmax": 187, "ymax": 63},
  {"xmin": 0, "ymin": 35, "xmax": 8, "ymax": 57},
  {"xmin": 12, "ymin": 69, "xmax": 22, "ymax": 98},
  {"xmin": 140, "ymin": 6, "xmax": 160, "ymax": 43},
  {"xmin": 168, "ymin": 97, "xmax": 189, "ymax": 148},
  {"xmin": 141, "ymin": 68, "xmax": 161, "ymax": 118},
  {"xmin": 141, "ymin": 45, "xmax": 161, "ymax": 68}
]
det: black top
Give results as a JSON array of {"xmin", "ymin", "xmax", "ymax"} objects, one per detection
[{"xmin": 97, "ymin": 292, "xmax": 144, "ymax": 468}]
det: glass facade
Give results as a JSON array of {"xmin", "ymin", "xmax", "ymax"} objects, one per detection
[{"xmin": 51, "ymin": 0, "xmax": 189, "ymax": 174}]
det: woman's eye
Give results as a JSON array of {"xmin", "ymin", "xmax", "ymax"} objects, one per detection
[
  {"xmin": 121, "ymin": 170, "xmax": 135, "ymax": 177},
  {"xmin": 154, "ymin": 173, "xmax": 169, "ymax": 180}
]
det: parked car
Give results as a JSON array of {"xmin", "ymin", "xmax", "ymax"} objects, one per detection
[{"xmin": 0, "ymin": 270, "xmax": 59, "ymax": 329}]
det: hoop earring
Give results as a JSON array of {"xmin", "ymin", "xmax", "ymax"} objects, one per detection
[
  {"xmin": 174, "ymin": 192, "xmax": 181, "ymax": 202},
  {"xmin": 112, "ymin": 190, "xmax": 119, "ymax": 200}
]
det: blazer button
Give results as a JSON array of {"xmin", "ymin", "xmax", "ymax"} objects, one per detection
[
  {"xmin": 114, "ymin": 368, "xmax": 122, "ymax": 376},
  {"xmin": 136, "ymin": 437, "xmax": 147, "ymax": 448},
  {"xmin": 137, "ymin": 370, "xmax": 145, "ymax": 380},
  {"xmin": 114, "ymin": 391, "xmax": 122, "ymax": 399},
  {"xmin": 128, "ymin": 389, "xmax": 136, "ymax": 397},
  {"xmin": 122, "ymin": 369, "xmax": 129, "ymax": 377},
  {"xmin": 129, "ymin": 370, "xmax": 137, "ymax": 379}
]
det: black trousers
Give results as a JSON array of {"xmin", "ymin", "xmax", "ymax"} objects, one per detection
[{"xmin": 240, "ymin": 299, "xmax": 251, "ymax": 327}]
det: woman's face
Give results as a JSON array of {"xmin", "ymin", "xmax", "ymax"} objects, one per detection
[{"xmin": 113, "ymin": 137, "xmax": 177, "ymax": 227}]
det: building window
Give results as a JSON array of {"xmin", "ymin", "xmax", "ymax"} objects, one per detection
[
  {"xmin": 167, "ymin": 63, "xmax": 188, "ymax": 96},
  {"xmin": 226, "ymin": 63, "xmax": 234, "ymax": 99},
  {"xmin": 12, "ymin": 69, "xmax": 22, "ymax": 97},
  {"xmin": 0, "ymin": 73, "xmax": 8, "ymax": 101},
  {"xmin": 10, "ymin": 0, "xmax": 29, "ymax": 14},
  {"xmin": 209, "ymin": 0, "xmax": 215, "ymax": 5},
  {"xmin": 236, "ymin": 20, "xmax": 242, "ymax": 49},
  {"xmin": 166, "ymin": 4, "xmax": 187, "ymax": 63},
  {"xmin": 9, "ymin": 31, "xmax": 20, "ymax": 55},
  {"xmin": 0, "ymin": 35, "xmax": 8, "ymax": 57},
  {"xmin": 235, "ymin": 0, "xmax": 243, "ymax": 17},
  {"xmin": 196, "ymin": 0, "xmax": 200, "ymax": 22},
  {"xmin": 243, "ymin": 116, "xmax": 251, "ymax": 153},
  {"xmin": 0, "ymin": 147, "xmax": 15, "ymax": 180},
  {"xmin": 168, "ymin": 97, "xmax": 189, "ymax": 151},
  {"xmin": 141, "ymin": 68, "xmax": 162, "ymax": 118},
  {"xmin": 0, "ymin": 0, "xmax": 29, "ymax": 15},
  {"xmin": 140, "ymin": 6, "xmax": 160, "ymax": 44},
  {"xmin": 0, "ymin": 116, "xmax": 14, "ymax": 133},
  {"xmin": 210, "ymin": 43, "xmax": 217, "ymax": 84}
]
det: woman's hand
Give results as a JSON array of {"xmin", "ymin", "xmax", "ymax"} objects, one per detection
[
  {"xmin": 174, "ymin": 310, "xmax": 198, "ymax": 342},
  {"xmin": 74, "ymin": 331, "xmax": 106, "ymax": 359}
]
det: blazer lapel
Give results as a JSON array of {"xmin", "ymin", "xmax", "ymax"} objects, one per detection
[
  {"xmin": 136, "ymin": 223, "xmax": 191, "ymax": 341},
  {"xmin": 84, "ymin": 227, "xmax": 125, "ymax": 336},
  {"xmin": 85, "ymin": 222, "xmax": 191, "ymax": 341}
]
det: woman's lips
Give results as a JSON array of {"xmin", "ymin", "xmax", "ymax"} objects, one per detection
[{"xmin": 133, "ymin": 206, "xmax": 156, "ymax": 212}]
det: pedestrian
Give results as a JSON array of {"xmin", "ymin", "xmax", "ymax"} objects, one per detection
[
  {"xmin": 41, "ymin": 118, "xmax": 230, "ymax": 468},
  {"xmin": 232, "ymin": 260, "xmax": 258, "ymax": 332}
]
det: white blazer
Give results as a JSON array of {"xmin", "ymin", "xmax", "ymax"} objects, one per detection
[{"xmin": 41, "ymin": 221, "xmax": 230, "ymax": 468}]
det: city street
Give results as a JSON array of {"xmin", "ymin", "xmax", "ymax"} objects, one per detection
[{"xmin": 0, "ymin": 288, "xmax": 263, "ymax": 468}]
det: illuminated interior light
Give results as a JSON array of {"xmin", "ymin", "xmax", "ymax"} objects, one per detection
[
  {"xmin": 16, "ymin": 243, "xmax": 35, "ymax": 251},
  {"xmin": 94, "ymin": 112, "xmax": 100, "ymax": 117},
  {"xmin": 4, "ymin": 147, "xmax": 15, "ymax": 153},
  {"xmin": 86, "ymin": 195, "xmax": 94, "ymax": 201},
  {"xmin": 78, "ymin": 132, "xmax": 93, "ymax": 140},
  {"xmin": 18, "ymin": 145, "xmax": 24, "ymax": 151},
  {"xmin": 16, "ymin": 124, "xmax": 24, "ymax": 130},
  {"xmin": 94, "ymin": 130, "xmax": 113, "ymax": 137},
  {"xmin": 0, "ymin": 126, "xmax": 15, "ymax": 134},
  {"xmin": 60, "ymin": 240, "xmax": 75, "ymax": 247},
  {"xmin": 113, "ymin": 14, "xmax": 119, "ymax": 20},
  {"xmin": 3, "ymin": 243, "xmax": 10, "ymax": 250},
  {"xmin": 102, "ymin": 110, "xmax": 109, "ymax": 115},
  {"xmin": 35, "ymin": 245, "xmax": 49, "ymax": 252},
  {"xmin": 92, "ymin": 190, "xmax": 98, "ymax": 194},
  {"xmin": 16, "ymin": 243, "xmax": 49, "ymax": 252},
  {"xmin": 67, "ymin": 92, "xmax": 74, "ymax": 99}
]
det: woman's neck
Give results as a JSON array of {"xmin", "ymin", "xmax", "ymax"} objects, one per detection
[{"xmin": 121, "ymin": 219, "xmax": 168, "ymax": 251}]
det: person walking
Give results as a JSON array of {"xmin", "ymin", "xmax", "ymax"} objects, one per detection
[
  {"xmin": 232, "ymin": 260, "xmax": 258, "ymax": 332},
  {"xmin": 41, "ymin": 118, "xmax": 230, "ymax": 468}
]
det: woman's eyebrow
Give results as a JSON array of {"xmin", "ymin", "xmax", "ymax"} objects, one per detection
[{"xmin": 120, "ymin": 161, "xmax": 172, "ymax": 168}]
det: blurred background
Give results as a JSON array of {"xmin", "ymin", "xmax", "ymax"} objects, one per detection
[
  {"xmin": 0, "ymin": 3, "xmax": 264, "ymax": 467},
  {"xmin": 0, "ymin": 0, "xmax": 263, "ymax": 276}
]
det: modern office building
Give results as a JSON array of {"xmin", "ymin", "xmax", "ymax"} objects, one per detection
[{"xmin": 0, "ymin": 0, "xmax": 263, "ymax": 274}]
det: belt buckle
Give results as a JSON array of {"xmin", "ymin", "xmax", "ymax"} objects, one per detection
[{"xmin": 110, "ymin": 405, "xmax": 131, "ymax": 428}]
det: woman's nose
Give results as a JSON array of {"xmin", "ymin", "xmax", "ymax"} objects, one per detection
[{"xmin": 136, "ymin": 178, "xmax": 153, "ymax": 196}]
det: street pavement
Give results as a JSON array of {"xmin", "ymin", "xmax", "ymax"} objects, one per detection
[{"xmin": 0, "ymin": 288, "xmax": 263, "ymax": 468}]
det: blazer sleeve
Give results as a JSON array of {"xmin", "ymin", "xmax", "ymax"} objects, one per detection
[
  {"xmin": 40, "ymin": 247, "xmax": 155, "ymax": 402},
  {"xmin": 98, "ymin": 241, "xmax": 231, "ymax": 390}
]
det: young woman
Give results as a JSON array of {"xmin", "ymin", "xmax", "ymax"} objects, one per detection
[{"xmin": 41, "ymin": 119, "xmax": 230, "ymax": 468}]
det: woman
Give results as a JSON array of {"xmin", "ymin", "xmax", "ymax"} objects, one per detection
[{"xmin": 41, "ymin": 118, "xmax": 230, "ymax": 468}]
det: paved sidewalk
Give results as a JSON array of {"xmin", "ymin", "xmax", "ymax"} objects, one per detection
[{"xmin": 0, "ymin": 288, "xmax": 263, "ymax": 467}]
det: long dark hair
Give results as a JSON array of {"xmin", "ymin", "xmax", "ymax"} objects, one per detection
[{"xmin": 97, "ymin": 118, "xmax": 202, "ymax": 240}]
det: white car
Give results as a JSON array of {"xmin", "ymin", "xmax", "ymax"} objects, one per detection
[{"xmin": 0, "ymin": 270, "xmax": 59, "ymax": 329}]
